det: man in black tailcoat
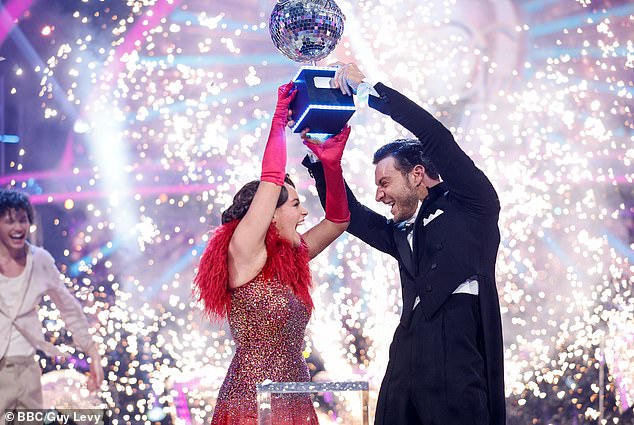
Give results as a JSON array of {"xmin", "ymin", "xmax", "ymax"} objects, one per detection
[{"xmin": 300, "ymin": 62, "xmax": 506, "ymax": 425}]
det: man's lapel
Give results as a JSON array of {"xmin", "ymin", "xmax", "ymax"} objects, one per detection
[
  {"xmin": 418, "ymin": 183, "xmax": 447, "ymax": 219},
  {"xmin": 394, "ymin": 224, "xmax": 416, "ymax": 277},
  {"xmin": 413, "ymin": 183, "xmax": 448, "ymax": 258}
]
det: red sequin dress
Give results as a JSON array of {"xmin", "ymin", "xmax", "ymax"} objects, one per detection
[{"xmin": 195, "ymin": 220, "xmax": 319, "ymax": 425}]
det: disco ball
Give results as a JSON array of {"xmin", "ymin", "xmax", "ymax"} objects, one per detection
[{"xmin": 269, "ymin": 0, "xmax": 345, "ymax": 63}]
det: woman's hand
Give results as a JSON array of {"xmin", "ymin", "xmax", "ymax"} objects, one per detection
[
  {"xmin": 261, "ymin": 82, "xmax": 297, "ymax": 185},
  {"xmin": 302, "ymin": 126, "xmax": 351, "ymax": 224},
  {"xmin": 273, "ymin": 81, "xmax": 297, "ymax": 123},
  {"xmin": 302, "ymin": 125, "xmax": 351, "ymax": 166}
]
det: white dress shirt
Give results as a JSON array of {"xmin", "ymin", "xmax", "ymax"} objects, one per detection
[{"xmin": 0, "ymin": 253, "xmax": 35, "ymax": 356}]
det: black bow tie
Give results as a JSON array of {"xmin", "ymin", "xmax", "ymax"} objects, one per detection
[{"xmin": 399, "ymin": 221, "xmax": 414, "ymax": 233}]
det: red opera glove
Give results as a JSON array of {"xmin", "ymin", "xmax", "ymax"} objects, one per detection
[
  {"xmin": 304, "ymin": 126, "xmax": 351, "ymax": 223},
  {"xmin": 261, "ymin": 82, "xmax": 297, "ymax": 185}
]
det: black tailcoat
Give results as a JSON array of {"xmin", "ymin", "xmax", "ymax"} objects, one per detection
[{"xmin": 303, "ymin": 82, "xmax": 505, "ymax": 424}]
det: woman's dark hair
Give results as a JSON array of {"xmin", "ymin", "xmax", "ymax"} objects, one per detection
[
  {"xmin": 0, "ymin": 189, "xmax": 34, "ymax": 223},
  {"xmin": 373, "ymin": 139, "xmax": 440, "ymax": 180},
  {"xmin": 221, "ymin": 175, "xmax": 296, "ymax": 224}
]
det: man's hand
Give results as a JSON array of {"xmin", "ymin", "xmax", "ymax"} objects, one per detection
[
  {"xmin": 86, "ymin": 344, "xmax": 104, "ymax": 392},
  {"xmin": 330, "ymin": 62, "xmax": 366, "ymax": 96}
]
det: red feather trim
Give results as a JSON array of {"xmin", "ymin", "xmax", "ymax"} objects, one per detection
[
  {"xmin": 193, "ymin": 220, "xmax": 313, "ymax": 321},
  {"xmin": 193, "ymin": 220, "xmax": 238, "ymax": 320},
  {"xmin": 264, "ymin": 226, "xmax": 314, "ymax": 314}
]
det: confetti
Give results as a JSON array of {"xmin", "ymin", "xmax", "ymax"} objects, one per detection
[{"xmin": 1, "ymin": 0, "xmax": 632, "ymax": 424}]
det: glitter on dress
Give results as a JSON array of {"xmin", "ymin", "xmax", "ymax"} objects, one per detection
[{"xmin": 195, "ymin": 220, "xmax": 318, "ymax": 424}]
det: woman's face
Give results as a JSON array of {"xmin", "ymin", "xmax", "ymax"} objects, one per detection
[{"xmin": 272, "ymin": 184, "xmax": 308, "ymax": 246}]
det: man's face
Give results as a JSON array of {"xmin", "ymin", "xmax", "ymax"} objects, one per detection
[
  {"xmin": 374, "ymin": 156, "xmax": 420, "ymax": 222},
  {"xmin": 0, "ymin": 208, "xmax": 30, "ymax": 253}
]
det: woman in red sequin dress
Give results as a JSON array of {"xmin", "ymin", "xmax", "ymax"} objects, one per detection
[{"xmin": 194, "ymin": 82, "xmax": 352, "ymax": 424}]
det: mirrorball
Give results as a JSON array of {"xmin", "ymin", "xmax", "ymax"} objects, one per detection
[{"xmin": 269, "ymin": 0, "xmax": 345, "ymax": 63}]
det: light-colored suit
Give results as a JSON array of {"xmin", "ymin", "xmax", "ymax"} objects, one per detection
[
  {"xmin": 0, "ymin": 243, "xmax": 95, "ymax": 415},
  {"xmin": 0, "ymin": 243, "xmax": 94, "ymax": 358}
]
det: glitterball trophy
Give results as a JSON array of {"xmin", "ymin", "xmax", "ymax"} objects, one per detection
[{"xmin": 269, "ymin": 0, "xmax": 355, "ymax": 139}]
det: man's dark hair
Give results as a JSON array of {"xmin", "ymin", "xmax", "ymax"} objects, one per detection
[
  {"xmin": 0, "ymin": 189, "xmax": 34, "ymax": 223},
  {"xmin": 373, "ymin": 139, "xmax": 440, "ymax": 180}
]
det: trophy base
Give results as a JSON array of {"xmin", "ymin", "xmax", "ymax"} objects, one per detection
[
  {"xmin": 290, "ymin": 66, "xmax": 356, "ymax": 136},
  {"xmin": 257, "ymin": 380, "xmax": 370, "ymax": 425}
]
